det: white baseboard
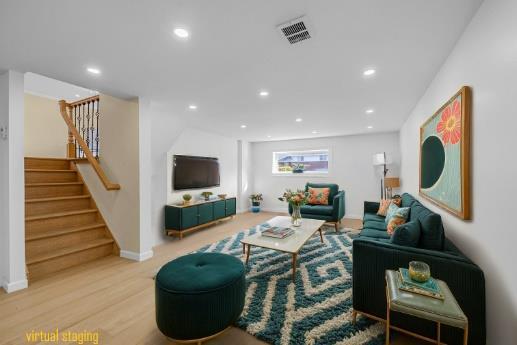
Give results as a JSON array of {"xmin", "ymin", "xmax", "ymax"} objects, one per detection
[
  {"xmin": 120, "ymin": 250, "xmax": 154, "ymax": 262},
  {"xmin": 2, "ymin": 278, "xmax": 28, "ymax": 293},
  {"xmin": 261, "ymin": 207, "xmax": 288, "ymax": 213}
]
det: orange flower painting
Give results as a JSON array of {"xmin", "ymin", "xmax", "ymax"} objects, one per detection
[{"xmin": 436, "ymin": 99, "xmax": 461, "ymax": 145}]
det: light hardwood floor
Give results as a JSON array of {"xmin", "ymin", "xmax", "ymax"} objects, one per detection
[{"xmin": 0, "ymin": 212, "xmax": 422, "ymax": 345}]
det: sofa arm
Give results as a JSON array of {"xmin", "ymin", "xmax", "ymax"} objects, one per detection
[
  {"xmin": 352, "ymin": 238, "xmax": 485, "ymax": 345},
  {"xmin": 332, "ymin": 191, "xmax": 345, "ymax": 221},
  {"xmin": 364, "ymin": 201, "xmax": 380, "ymax": 215}
]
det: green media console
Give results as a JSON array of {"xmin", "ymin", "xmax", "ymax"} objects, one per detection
[{"xmin": 165, "ymin": 197, "xmax": 237, "ymax": 239}]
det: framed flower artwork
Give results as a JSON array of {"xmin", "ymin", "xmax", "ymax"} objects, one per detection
[{"xmin": 419, "ymin": 86, "xmax": 471, "ymax": 219}]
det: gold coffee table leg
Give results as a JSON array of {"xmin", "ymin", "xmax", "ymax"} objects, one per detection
[
  {"xmin": 292, "ymin": 253, "xmax": 298, "ymax": 282},
  {"xmin": 245, "ymin": 244, "xmax": 251, "ymax": 265},
  {"xmin": 463, "ymin": 323, "xmax": 469, "ymax": 345}
]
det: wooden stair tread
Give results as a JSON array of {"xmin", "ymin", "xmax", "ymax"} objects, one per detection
[
  {"xmin": 26, "ymin": 209, "xmax": 97, "ymax": 221},
  {"xmin": 26, "ymin": 195, "xmax": 90, "ymax": 203},
  {"xmin": 26, "ymin": 182, "xmax": 83, "ymax": 186},
  {"xmin": 26, "ymin": 238, "xmax": 114, "ymax": 265},
  {"xmin": 25, "ymin": 157, "xmax": 71, "ymax": 161},
  {"xmin": 26, "ymin": 223, "xmax": 105, "ymax": 241},
  {"xmin": 25, "ymin": 169, "xmax": 76, "ymax": 172}
]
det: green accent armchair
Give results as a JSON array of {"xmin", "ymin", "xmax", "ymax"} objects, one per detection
[{"xmin": 289, "ymin": 183, "xmax": 345, "ymax": 231}]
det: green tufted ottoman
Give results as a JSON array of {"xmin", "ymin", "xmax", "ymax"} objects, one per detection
[{"xmin": 155, "ymin": 252, "xmax": 246, "ymax": 343}]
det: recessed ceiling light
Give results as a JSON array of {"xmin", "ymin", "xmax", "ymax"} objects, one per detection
[
  {"xmin": 367, "ymin": 125, "xmax": 373, "ymax": 129},
  {"xmin": 87, "ymin": 67, "xmax": 101, "ymax": 75},
  {"xmin": 295, "ymin": 118, "xmax": 303, "ymax": 122},
  {"xmin": 363, "ymin": 69, "xmax": 376, "ymax": 76},
  {"xmin": 188, "ymin": 104, "xmax": 197, "ymax": 110},
  {"xmin": 312, "ymin": 130, "xmax": 318, "ymax": 134},
  {"xmin": 75, "ymin": 94, "xmax": 80, "ymax": 98},
  {"xmin": 267, "ymin": 135, "xmax": 272, "ymax": 138},
  {"xmin": 173, "ymin": 28, "xmax": 189, "ymax": 38},
  {"xmin": 366, "ymin": 109, "xmax": 375, "ymax": 114},
  {"xmin": 241, "ymin": 125, "xmax": 247, "ymax": 129},
  {"xmin": 259, "ymin": 90, "xmax": 269, "ymax": 97}
]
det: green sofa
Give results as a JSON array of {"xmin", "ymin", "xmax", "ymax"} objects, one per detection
[
  {"xmin": 289, "ymin": 183, "xmax": 345, "ymax": 231},
  {"xmin": 353, "ymin": 193, "xmax": 485, "ymax": 345}
]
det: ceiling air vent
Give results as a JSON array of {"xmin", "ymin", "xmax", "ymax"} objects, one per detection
[{"xmin": 277, "ymin": 16, "xmax": 312, "ymax": 45}]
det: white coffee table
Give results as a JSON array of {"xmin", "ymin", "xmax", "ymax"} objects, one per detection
[{"xmin": 240, "ymin": 216, "xmax": 326, "ymax": 282}]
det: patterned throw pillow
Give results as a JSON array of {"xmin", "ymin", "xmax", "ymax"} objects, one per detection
[
  {"xmin": 307, "ymin": 187, "xmax": 330, "ymax": 205},
  {"xmin": 377, "ymin": 199, "xmax": 392, "ymax": 216},
  {"xmin": 385, "ymin": 203, "xmax": 410, "ymax": 235}
]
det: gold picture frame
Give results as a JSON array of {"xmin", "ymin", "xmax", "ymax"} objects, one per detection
[{"xmin": 419, "ymin": 86, "xmax": 471, "ymax": 220}]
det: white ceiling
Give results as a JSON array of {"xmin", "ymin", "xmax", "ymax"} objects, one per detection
[
  {"xmin": 0, "ymin": 0, "xmax": 482, "ymax": 142},
  {"xmin": 24, "ymin": 72, "xmax": 97, "ymax": 103}
]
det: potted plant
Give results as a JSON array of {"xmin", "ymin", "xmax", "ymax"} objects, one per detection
[
  {"xmin": 249, "ymin": 193, "xmax": 263, "ymax": 206},
  {"xmin": 278, "ymin": 189, "xmax": 309, "ymax": 226},
  {"xmin": 182, "ymin": 193, "xmax": 192, "ymax": 206},
  {"xmin": 201, "ymin": 191, "xmax": 213, "ymax": 201},
  {"xmin": 292, "ymin": 163, "xmax": 305, "ymax": 173},
  {"xmin": 249, "ymin": 193, "xmax": 263, "ymax": 213}
]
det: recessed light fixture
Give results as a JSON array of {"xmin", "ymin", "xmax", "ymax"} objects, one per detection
[
  {"xmin": 188, "ymin": 104, "xmax": 197, "ymax": 110},
  {"xmin": 173, "ymin": 28, "xmax": 189, "ymax": 38},
  {"xmin": 87, "ymin": 67, "xmax": 101, "ymax": 75},
  {"xmin": 259, "ymin": 90, "xmax": 269, "ymax": 97},
  {"xmin": 75, "ymin": 94, "xmax": 80, "ymax": 98},
  {"xmin": 295, "ymin": 118, "xmax": 303, "ymax": 122},
  {"xmin": 367, "ymin": 125, "xmax": 373, "ymax": 129},
  {"xmin": 312, "ymin": 130, "xmax": 318, "ymax": 134},
  {"xmin": 363, "ymin": 68, "xmax": 376, "ymax": 76},
  {"xmin": 267, "ymin": 135, "xmax": 272, "ymax": 138},
  {"xmin": 241, "ymin": 125, "xmax": 247, "ymax": 129},
  {"xmin": 365, "ymin": 109, "xmax": 374, "ymax": 114}
]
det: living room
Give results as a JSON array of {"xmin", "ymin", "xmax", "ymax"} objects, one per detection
[{"xmin": 0, "ymin": 1, "xmax": 516, "ymax": 344}]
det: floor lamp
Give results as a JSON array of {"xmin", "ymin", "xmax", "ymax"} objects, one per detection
[{"xmin": 373, "ymin": 152, "xmax": 388, "ymax": 199}]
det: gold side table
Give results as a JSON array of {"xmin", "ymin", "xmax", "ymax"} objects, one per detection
[{"xmin": 385, "ymin": 270, "xmax": 468, "ymax": 345}]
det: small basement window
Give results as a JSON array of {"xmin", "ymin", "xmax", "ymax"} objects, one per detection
[{"xmin": 272, "ymin": 149, "xmax": 329, "ymax": 175}]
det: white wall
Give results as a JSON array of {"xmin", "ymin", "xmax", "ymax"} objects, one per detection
[
  {"xmin": 167, "ymin": 128, "xmax": 239, "ymax": 205},
  {"xmin": 0, "ymin": 70, "xmax": 27, "ymax": 293},
  {"xmin": 252, "ymin": 132, "xmax": 400, "ymax": 218},
  {"xmin": 399, "ymin": 0, "xmax": 517, "ymax": 343},
  {"xmin": 237, "ymin": 140, "xmax": 253, "ymax": 212},
  {"xmin": 77, "ymin": 94, "xmax": 145, "ymax": 258},
  {"xmin": 24, "ymin": 93, "xmax": 68, "ymax": 158}
]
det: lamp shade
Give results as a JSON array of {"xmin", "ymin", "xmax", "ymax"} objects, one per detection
[
  {"xmin": 373, "ymin": 153, "xmax": 386, "ymax": 166},
  {"xmin": 384, "ymin": 177, "xmax": 400, "ymax": 188}
]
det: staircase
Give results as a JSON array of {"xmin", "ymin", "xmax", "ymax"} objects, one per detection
[{"xmin": 25, "ymin": 157, "xmax": 119, "ymax": 281}]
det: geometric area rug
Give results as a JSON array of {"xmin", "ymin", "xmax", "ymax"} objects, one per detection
[{"xmin": 195, "ymin": 224, "xmax": 386, "ymax": 345}]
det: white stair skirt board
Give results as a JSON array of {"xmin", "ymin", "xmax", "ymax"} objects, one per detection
[
  {"xmin": 120, "ymin": 250, "xmax": 154, "ymax": 262},
  {"xmin": 2, "ymin": 277, "xmax": 28, "ymax": 293}
]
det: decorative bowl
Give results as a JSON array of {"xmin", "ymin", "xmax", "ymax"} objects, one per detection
[
  {"xmin": 408, "ymin": 261, "xmax": 430, "ymax": 283},
  {"xmin": 218, "ymin": 194, "xmax": 227, "ymax": 199}
]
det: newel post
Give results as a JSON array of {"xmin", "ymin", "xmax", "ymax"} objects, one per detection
[{"xmin": 59, "ymin": 100, "xmax": 76, "ymax": 158}]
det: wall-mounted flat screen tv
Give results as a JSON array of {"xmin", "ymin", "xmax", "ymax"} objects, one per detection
[{"xmin": 173, "ymin": 155, "xmax": 220, "ymax": 190}]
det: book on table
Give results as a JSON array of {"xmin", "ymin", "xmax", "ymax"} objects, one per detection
[
  {"xmin": 261, "ymin": 226, "xmax": 294, "ymax": 239},
  {"xmin": 398, "ymin": 268, "xmax": 444, "ymax": 300}
]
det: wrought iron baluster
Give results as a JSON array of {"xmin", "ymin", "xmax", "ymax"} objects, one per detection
[{"xmin": 82, "ymin": 103, "xmax": 86, "ymax": 158}]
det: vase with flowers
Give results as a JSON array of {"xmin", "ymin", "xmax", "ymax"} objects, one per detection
[{"xmin": 278, "ymin": 189, "xmax": 309, "ymax": 227}]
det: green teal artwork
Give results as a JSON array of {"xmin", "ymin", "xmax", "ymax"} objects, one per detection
[{"xmin": 420, "ymin": 86, "xmax": 471, "ymax": 219}]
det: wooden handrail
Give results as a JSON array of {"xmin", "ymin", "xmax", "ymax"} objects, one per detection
[
  {"xmin": 69, "ymin": 94, "xmax": 99, "ymax": 106},
  {"xmin": 59, "ymin": 100, "xmax": 120, "ymax": 191}
]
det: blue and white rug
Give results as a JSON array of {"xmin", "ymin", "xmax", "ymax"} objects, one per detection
[{"xmin": 196, "ymin": 225, "xmax": 385, "ymax": 345}]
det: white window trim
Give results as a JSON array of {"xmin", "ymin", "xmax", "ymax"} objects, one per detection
[{"xmin": 271, "ymin": 148, "xmax": 331, "ymax": 177}]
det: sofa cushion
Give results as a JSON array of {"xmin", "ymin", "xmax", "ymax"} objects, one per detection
[
  {"xmin": 305, "ymin": 183, "xmax": 338, "ymax": 205},
  {"xmin": 390, "ymin": 220, "xmax": 421, "ymax": 247},
  {"xmin": 410, "ymin": 202, "xmax": 445, "ymax": 250},
  {"xmin": 307, "ymin": 187, "xmax": 330, "ymax": 205},
  {"xmin": 401, "ymin": 193, "xmax": 416, "ymax": 208},
  {"xmin": 300, "ymin": 204, "xmax": 333, "ymax": 216},
  {"xmin": 363, "ymin": 220, "xmax": 387, "ymax": 231},
  {"xmin": 363, "ymin": 213, "xmax": 385, "ymax": 223},
  {"xmin": 360, "ymin": 228, "xmax": 391, "ymax": 239}
]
